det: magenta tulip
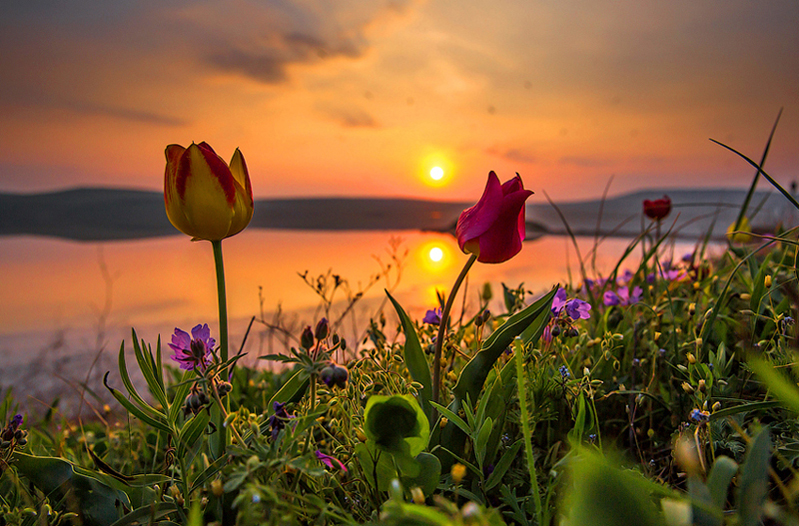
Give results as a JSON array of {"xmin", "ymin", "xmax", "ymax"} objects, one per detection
[
  {"xmin": 456, "ymin": 171, "xmax": 533, "ymax": 263},
  {"xmin": 643, "ymin": 195, "xmax": 671, "ymax": 221}
]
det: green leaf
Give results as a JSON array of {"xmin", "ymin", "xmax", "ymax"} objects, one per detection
[
  {"xmin": 485, "ymin": 440, "xmax": 523, "ymax": 491},
  {"xmin": 355, "ymin": 442, "xmax": 398, "ymax": 493},
  {"xmin": 114, "ymin": 343, "xmax": 168, "ymax": 424},
  {"xmin": 453, "ymin": 286, "xmax": 556, "ymax": 405},
  {"xmin": 132, "ymin": 330, "xmax": 169, "ymax": 410},
  {"xmin": 167, "ymin": 370, "xmax": 194, "ymax": 424},
  {"xmin": 177, "ymin": 410, "xmax": 211, "ymax": 461},
  {"xmin": 749, "ymin": 254, "xmax": 772, "ymax": 315},
  {"xmin": 738, "ymin": 427, "xmax": 771, "ymax": 526},
  {"xmin": 401, "ymin": 452, "xmax": 441, "ymax": 497},
  {"xmin": 707, "ymin": 456, "xmax": 738, "ymax": 512},
  {"xmin": 13, "ymin": 453, "xmax": 128, "ymax": 526},
  {"xmin": 688, "ymin": 477, "xmax": 721, "ymax": 526},
  {"xmin": 108, "ymin": 503, "xmax": 180, "ymax": 526},
  {"xmin": 104, "ymin": 374, "xmax": 172, "ymax": 434},
  {"xmin": 429, "ymin": 401, "xmax": 471, "ymax": 436},
  {"xmin": 749, "ymin": 359, "xmax": 799, "ymax": 415},
  {"xmin": 563, "ymin": 450, "xmax": 667, "ymax": 526},
  {"xmin": 268, "ymin": 368, "xmax": 310, "ymax": 406},
  {"xmin": 386, "ymin": 290, "xmax": 433, "ymax": 417},
  {"xmin": 364, "ymin": 394, "xmax": 429, "ymax": 457},
  {"xmin": 475, "ymin": 417, "xmax": 493, "ymax": 467}
]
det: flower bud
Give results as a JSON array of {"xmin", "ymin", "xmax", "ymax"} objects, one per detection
[
  {"xmin": 451, "ymin": 463, "xmax": 467, "ymax": 484},
  {"xmin": 681, "ymin": 382, "xmax": 695, "ymax": 394},
  {"xmin": 765, "ymin": 275, "xmax": 772, "ymax": 288},
  {"xmin": 687, "ymin": 353, "xmax": 696, "ymax": 364},
  {"xmin": 315, "ymin": 318, "xmax": 330, "ymax": 341},
  {"xmin": 211, "ymin": 479, "xmax": 224, "ymax": 497},
  {"xmin": 300, "ymin": 326, "xmax": 314, "ymax": 350},
  {"xmin": 698, "ymin": 379, "xmax": 706, "ymax": 393}
]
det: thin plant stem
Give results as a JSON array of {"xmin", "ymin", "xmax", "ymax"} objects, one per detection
[
  {"xmin": 210, "ymin": 239, "xmax": 230, "ymax": 492},
  {"xmin": 514, "ymin": 337, "xmax": 543, "ymax": 523},
  {"xmin": 432, "ymin": 254, "xmax": 477, "ymax": 405},
  {"xmin": 211, "ymin": 240, "xmax": 229, "ymax": 364}
]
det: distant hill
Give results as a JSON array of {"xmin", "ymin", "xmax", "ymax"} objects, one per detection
[{"xmin": 1, "ymin": 187, "xmax": 797, "ymax": 241}]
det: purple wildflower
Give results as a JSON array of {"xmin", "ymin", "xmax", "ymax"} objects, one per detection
[
  {"xmin": 551, "ymin": 287, "xmax": 568, "ymax": 314},
  {"xmin": 617, "ymin": 269, "xmax": 634, "ymax": 285},
  {"xmin": 603, "ymin": 286, "xmax": 643, "ymax": 307},
  {"xmin": 315, "ymin": 450, "xmax": 348, "ymax": 472},
  {"xmin": 565, "ymin": 298, "xmax": 592, "ymax": 320},
  {"xmin": 690, "ymin": 409, "xmax": 710, "ymax": 424},
  {"xmin": 268, "ymin": 401, "xmax": 295, "ymax": 440},
  {"xmin": 10, "ymin": 414, "xmax": 22, "ymax": 431},
  {"xmin": 168, "ymin": 324, "xmax": 215, "ymax": 371},
  {"xmin": 423, "ymin": 308, "xmax": 442, "ymax": 325}
]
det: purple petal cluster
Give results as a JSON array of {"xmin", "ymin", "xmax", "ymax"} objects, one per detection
[
  {"xmin": 169, "ymin": 324, "xmax": 215, "ymax": 371},
  {"xmin": 603, "ymin": 286, "xmax": 643, "ymax": 307},
  {"xmin": 552, "ymin": 288, "xmax": 591, "ymax": 320},
  {"xmin": 423, "ymin": 308, "xmax": 442, "ymax": 325}
]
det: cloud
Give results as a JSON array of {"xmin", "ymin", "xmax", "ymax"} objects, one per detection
[
  {"xmin": 486, "ymin": 146, "xmax": 536, "ymax": 164},
  {"xmin": 318, "ymin": 105, "xmax": 379, "ymax": 128},
  {"xmin": 197, "ymin": 1, "xmax": 418, "ymax": 84}
]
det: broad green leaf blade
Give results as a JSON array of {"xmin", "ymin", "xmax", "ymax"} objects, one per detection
[
  {"xmin": 386, "ymin": 290, "xmax": 433, "ymax": 417},
  {"xmin": 401, "ymin": 452, "xmax": 441, "ymax": 497},
  {"xmin": 14, "ymin": 453, "xmax": 127, "ymax": 526},
  {"xmin": 453, "ymin": 286, "xmax": 556, "ymax": 404},
  {"xmin": 268, "ymin": 368, "xmax": 310, "ymax": 406},
  {"xmin": 688, "ymin": 477, "xmax": 721, "ymax": 526},
  {"xmin": 563, "ymin": 450, "xmax": 667, "ymax": 526},
  {"xmin": 738, "ymin": 427, "xmax": 771, "ymax": 526},
  {"xmin": 707, "ymin": 456, "xmax": 738, "ymax": 512},
  {"xmin": 365, "ymin": 394, "xmax": 429, "ymax": 457}
]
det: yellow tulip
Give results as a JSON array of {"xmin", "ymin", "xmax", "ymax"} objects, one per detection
[{"xmin": 164, "ymin": 142, "xmax": 253, "ymax": 241}]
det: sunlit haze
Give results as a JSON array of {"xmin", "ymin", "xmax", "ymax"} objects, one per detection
[{"xmin": 1, "ymin": 1, "xmax": 797, "ymax": 200}]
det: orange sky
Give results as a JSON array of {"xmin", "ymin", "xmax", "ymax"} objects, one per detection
[{"xmin": 0, "ymin": 0, "xmax": 797, "ymax": 201}]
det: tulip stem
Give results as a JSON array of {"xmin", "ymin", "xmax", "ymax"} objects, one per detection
[
  {"xmin": 432, "ymin": 253, "xmax": 477, "ymax": 407},
  {"xmin": 211, "ymin": 240, "xmax": 229, "ymax": 365},
  {"xmin": 211, "ymin": 239, "xmax": 230, "ymax": 474}
]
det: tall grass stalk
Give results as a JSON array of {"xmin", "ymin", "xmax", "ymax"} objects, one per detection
[{"xmin": 514, "ymin": 336, "xmax": 544, "ymax": 524}]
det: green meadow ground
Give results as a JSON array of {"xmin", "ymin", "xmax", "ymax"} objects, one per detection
[{"xmin": 3, "ymin": 221, "xmax": 799, "ymax": 526}]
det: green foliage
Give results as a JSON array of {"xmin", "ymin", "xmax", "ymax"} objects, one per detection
[{"xmin": 8, "ymin": 131, "xmax": 799, "ymax": 524}]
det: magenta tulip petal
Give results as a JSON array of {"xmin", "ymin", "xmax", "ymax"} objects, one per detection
[
  {"xmin": 456, "ymin": 172, "xmax": 504, "ymax": 251},
  {"xmin": 473, "ymin": 188, "xmax": 532, "ymax": 263},
  {"xmin": 456, "ymin": 171, "xmax": 533, "ymax": 263}
]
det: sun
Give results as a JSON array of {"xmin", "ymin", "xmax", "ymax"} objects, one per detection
[
  {"xmin": 429, "ymin": 246, "xmax": 444, "ymax": 262},
  {"xmin": 429, "ymin": 166, "xmax": 444, "ymax": 181}
]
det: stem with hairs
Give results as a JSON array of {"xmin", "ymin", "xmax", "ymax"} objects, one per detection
[{"xmin": 432, "ymin": 254, "xmax": 477, "ymax": 406}]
